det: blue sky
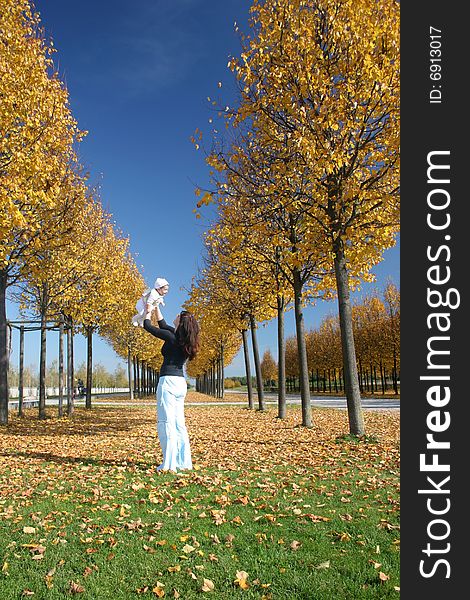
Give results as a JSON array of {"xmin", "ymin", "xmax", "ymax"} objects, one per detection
[{"xmin": 7, "ymin": 0, "xmax": 399, "ymax": 377}]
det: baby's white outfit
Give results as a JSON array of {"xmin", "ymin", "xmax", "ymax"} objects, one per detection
[{"xmin": 132, "ymin": 288, "xmax": 165, "ymax": 327}]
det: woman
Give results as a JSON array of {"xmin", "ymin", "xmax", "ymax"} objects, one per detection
[{"xmin": 143, "ymin": 303, "xmax": 199, "ymax": 472}]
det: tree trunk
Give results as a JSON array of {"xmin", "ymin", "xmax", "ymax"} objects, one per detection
[
  {"xmin": 141, "ymin": 361, "xmax": 146, "ymax": 397},
  {"xmin": 380, "ymin": 361, "xmax": 385, "ymax": 395},
  {"xmin": 128, "ymin": 348, "xmax": 134, "ymax": 400},
  {"xmin": 249, "ymin": 315, "xmax": 265, "ymax": 411},
  {"xmin": 71, "ymin": 324, "xmax": 75, "ymax": 404},
  {"xmin": 18, "ymin": 325, "xmax": 25, "ymax": 417},
  {"xmin": 277, "ymin": 295, "xmax": 286, "ymax": 419},
  {"xmin": 220, "ymin": 342, "xmax": 225, "ymax": 399},
  {"xmin": 212, "ymin": 362, "xmax": 216, "ymax": 397},
  {"xmin": 86, "ymin": 327, "xmax": 93, "ymax": 409},
  {"xmin": 67, "ymin": 318, "xmax": 74, "ymax": 416},
  {"xmin": 241, "ymin": 329, "xmax": 254, "ymax": 409},
  {"xmin": 333, "ymin": 242, "xmax": 365, "ymax": 435},
  {"xmin": 393, "ymin": 352, "xmax": 398, "ymax": 394},
  {"xmin": 58, "ymin": 317, "xmax": 64, "ymax": 417},
  {"xmin": 0, "ymin": 270, "xmax": 8, "ymax": 425},
  {"xmin": 38, "ymin": 288, "xmax": 48, "ymax": 420},
  {"xmin": 133, "ymin": 357, "xmax": 137, "ymax": 397},
  {"xmin": 293, "ymin": 268, "xmax": 312, "ymax": 427}
]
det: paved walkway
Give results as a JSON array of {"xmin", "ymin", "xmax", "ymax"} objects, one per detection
[{"xmin": 9, "ymin": 392, "xmax": 399, "ymax": 412}]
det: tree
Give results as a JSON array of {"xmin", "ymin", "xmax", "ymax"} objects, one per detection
[
  {"xmin": 226, "ymin": 0, "xmax": 400, "ymax": 434},
  {"xmin": 383, "ymin": 282, "xmax": 400, "ymax": 393},
  {"xmin": 0, "ymin": 0, "xmax": 84, "ymax": 423},
  {"xmin": 261, "ymin": 349, "xmax": 277, "ymax": 387}
]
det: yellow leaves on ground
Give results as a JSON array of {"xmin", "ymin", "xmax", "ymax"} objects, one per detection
[{"xmin": 0, "ymin": 396, "xmax": 399, "ymax": 475}]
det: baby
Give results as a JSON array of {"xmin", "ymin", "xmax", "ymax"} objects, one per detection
[{"xmin": 132, "ymin": 277, "xmax": 169, "ymax": 327}]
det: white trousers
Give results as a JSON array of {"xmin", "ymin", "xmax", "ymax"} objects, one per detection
[{"xmin": 156, "ymin": 376, "xmax": 192, "ymax": 472}]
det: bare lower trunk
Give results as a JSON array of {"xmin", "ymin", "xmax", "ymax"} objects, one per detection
[
  {"xmin": 39, "ymin": 308, "xmax": 47, "ymax": 419},
  {"xmin": 0, "ymin": 270, "xmax": 9, "ymax": 425},
  {"xmin": 133, "ymin": 358, "xmax": 137, "ymax": 397},
  {"xmin": 241, "ymin": 328, "xmax": 254, "ymax": 409},
  {"xmin": 18, "ymin": 326, "xmax": 25, "ymax": 417},
  {"xmin": 128, "ymin": 347, "xmax": 134, "ymax": 400},
  {"xmin": 220, "ymin": 342, "xmax": 224, "ymax": 399},
  {"xmin": 249, "ymin": 315, "xmax": 265, "ymax": 411},
  {"xmin": 67, "ymin": 318, "xmax": 74, "ymax": 416},
  {"xmin": 86, "ymin": 327, "xmax": 93, "ymax": 409},
  {"xmin": 333, "ymin": 242, "xmax": 365, "ymax": 436},
  {"xmin": 293, "ymin": 268, "xmax": 312, "ymax": 427},
  {"xmin": 58, "ymin": 317, "xmax": 64, "ymax": 417},
  {"xmin": 277, "ymin": 295, "xmax": 286, "ymax": 419}
]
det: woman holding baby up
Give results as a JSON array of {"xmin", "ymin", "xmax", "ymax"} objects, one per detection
[{"xmin": 143, "ymin": 303, "xmax": 200, "ymax": 472}]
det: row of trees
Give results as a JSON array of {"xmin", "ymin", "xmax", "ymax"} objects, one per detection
[
  {"xmin": 0, "ymin": 0, "xmax": 168, "ymax": 424},
  {"xmin": 8, "ymin": 361, "xmax": 129, "ymax": 391},
  {"xmin": 261, "ymin": 285, "xmax": 400, "ymax": 393},
  {"xmin": 185, "ymin": 0, "xmax": 400, "ymax": 434}
]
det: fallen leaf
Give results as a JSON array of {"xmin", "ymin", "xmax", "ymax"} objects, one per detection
[
  {"xmin": 379, "ymin": 571, "xmax": 390, "ymax": 582},
  {"xmin": 23, "ymin": 526, "xmax": 36, "ymax": 534},
  {"xmin": 234, "ymin": 570, "xmax": 250, "ymax": 589},
  {"xmin": 69, "ymin": 581, "xmax": 85, "ymax": 594},
  {"xmin": 231, "ymin": 515, "xmax": 244, "ymax": 525},
  {"xmin": 290, "ymin": 540, "xmax": 301, "ymax": 551},
  {"xmin": 152, "ymin": 582, "xmax": 165, "ymax": 597},
  {"xmin": 44, "ymin": 575, "xmax": 54, "ymax": 589},
  {"xmin": 201, "ymin": 578, "xmax": 214, "ymax": 592},
  {"xmin": 314, "ymin": 561, "xmax": 330, "ymax": 569}
]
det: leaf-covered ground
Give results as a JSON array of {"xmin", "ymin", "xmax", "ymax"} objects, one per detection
[{"xmin": 0, "ymin": 395, "xmax": 400, "ymax": 599}]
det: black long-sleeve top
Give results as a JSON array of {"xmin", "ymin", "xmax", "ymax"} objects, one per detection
[{"xmin": 143, "ymin": 318, "xmax": 187, "ymax": 377}]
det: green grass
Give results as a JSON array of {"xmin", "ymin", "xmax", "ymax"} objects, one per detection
[{"xmin": 0, "ymin": 461, "xmax": 399, "ymax": 599}]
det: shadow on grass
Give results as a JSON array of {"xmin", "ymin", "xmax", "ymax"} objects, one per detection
[
  {"xmin": 1, "ymin": 449, "xmax": 155, "ymax": 470},
  {"xmin": 2, "ymin": 407, "xmax": 156, "ymax": 438}
]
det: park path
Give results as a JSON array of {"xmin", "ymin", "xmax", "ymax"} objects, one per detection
[{"xmin": 9, "ymin": 391, "xmax": 399, "ymax": 412}]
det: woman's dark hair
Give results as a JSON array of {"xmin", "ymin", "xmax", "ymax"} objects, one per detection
[{"xmin": 176, "ymin": 310, "xmax": 200, "ymax": 360}]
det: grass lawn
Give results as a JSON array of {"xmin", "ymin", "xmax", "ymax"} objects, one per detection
[{"xmin": 0, "ymin": 396, "xmax": 400, "ymax": 599}]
